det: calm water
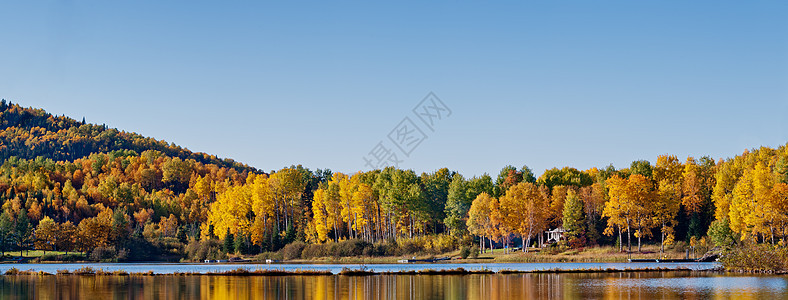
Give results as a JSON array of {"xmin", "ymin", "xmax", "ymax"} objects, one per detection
[
  {"xmin": 0, "ymin": 262, "xmax": 719, "ymax": 274},
  {"xmin": 1, "ymin": 272, "xmax": 786, "ymax": 299}
]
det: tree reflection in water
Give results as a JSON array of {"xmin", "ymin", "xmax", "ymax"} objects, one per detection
[{"xmin": 0, "ymin": 272, "xmax": 786, "ymax": 299}]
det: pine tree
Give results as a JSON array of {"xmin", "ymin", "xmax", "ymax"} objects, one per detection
[
  {"xmin": 562, "ymin": 189, "xmax": 586, "ymax": 248},
  {"xmin": 223, "ymin": 230, "xmax": 235, "ymax": 254}
]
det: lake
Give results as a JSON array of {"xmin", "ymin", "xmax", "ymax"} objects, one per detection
[
  {"xmin": 1, "ymin": 263, "xmax": 786, "ymax": 299},
  {"xmin": 0, "ymin": 261, "xmax": 719, "ymax": 274}
]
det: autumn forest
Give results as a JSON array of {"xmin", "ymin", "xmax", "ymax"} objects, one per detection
[{"xmin": 1, "ymin": 100, "xmax": 787, "ymax": 261}]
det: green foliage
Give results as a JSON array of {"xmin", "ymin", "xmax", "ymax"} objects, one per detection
[
  {"xmin": 223, "ymin": 232, "xmax": 235, "ymax": 254},
  {"xmin": 521, "ymin": 165, "xmax": 536, "ymax": 184},
  {"xmin": 629, "ymin": 160, "xmax": 653, "ymax": 179},
  {"xmin": 459, "ymin": 245, "xmax": 471, "ymax": 259},
  {"xmin": 562, "ymin": 190, "xmax": 586, "ymax": 248},
  {"xmin": 537, "ymin": 167, "xmax": 592, "ymax": 190},
  {"xmin": 444, "ymin": 174, "xmax": 469, "ymax": 236},
  {"xmin": 707, "ymin": 218, "xmax": 737, "ymax": 248},
  {"xmin": 469, "ymin": 245, "xmax": 479, "ymax": 258}
]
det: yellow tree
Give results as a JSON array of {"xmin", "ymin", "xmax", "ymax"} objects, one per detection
[
  {"xmin": 34, "ymin": 216, "xmax": 58, "ymax": 254},
  {"xmin": 603, "ymin": 175, "xmax": 629, "ymax": 252},
  {"xmin": 729, "ymin": 168, "xmax": 754, "ymax": 239},
  {"xmin": 325, "ymin": 176, "xmax": 343, "ymax": 241},
  {"xmin": 653, "ymin": 154, "xmax": 683, "ymax": 253},
  {"xmin": 250, "ymin": 174, "xmax": 274, "ymax": 248},
  {"xmin": 57, "ymin": 221, "xmax": 77, "ymax": 254},
  {"xmin": 310, "ymin": 188, "xmax": 330, "ymax": 243},
  {"xmin": 269, "ymin": 168, "xmax": 306, "ymax": 234},
  {"xmin": 752, "ymin": 162, "xmax": 775, "ymax": 243},
  {"xmin": 499, "ymin": 182, "xmax": 547, "ymax": 252},
  {"xmin": 603, "ymin": 175, "xmax": 655, "ymax": 252},
  {"xmin": 712, "ymin": 157, "xmax": 741, "ymax": 221},
  {"xmin": 682, "ymin": 157, "xmax": 704, "ymax": 214},
  {"xmin": 548, "ymin": 185, "xmax": 569, "ymax": 229},
  {"xmin": 654, "ymin": 180, "xmax": 681, "ymax": 253},
  {"xmin": 336, "ymin": 173, "xmax": 358, "ymax": 238},
  {"xmin": 729, "ymin": 162, "xmax": 773, "ymax": 242},
  {"xmin": 77, "ymin": 209, "xmax": 113, "ymax": 252},
  {"xmin": 351, "ymin": 181, "xmax": 377, "ymax": 242},
  {"xmin": 467, "ymin": 193, "xmax": 495, "ymax": 253},
  {"xmin": 766, "ymin": 183, "xmax": 788, "ymax": 244},
  {"xmin": 190, "ymin": 175, "xmax": 214, "ymax": 224},
  {"xmin": 207, "ymin": 184, "xmax": 252, "ymax": 240},
  {"xmin": 627, "ymin": 174, "xmax": 656, "ymax": 252}
]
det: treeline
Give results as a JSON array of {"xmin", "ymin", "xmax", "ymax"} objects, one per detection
[{"xmin": 1, "ymin": 101, "xmax": 787, "ymax": 261}]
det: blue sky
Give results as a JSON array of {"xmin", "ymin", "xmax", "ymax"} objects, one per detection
[{"xmin": 1, "ymin": 1, "xmax": 787, "ymax": 176}]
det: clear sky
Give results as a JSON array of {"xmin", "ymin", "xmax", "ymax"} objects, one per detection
[{"xmin": 1, "ymin": 1, "xmax": 787, "ymax": 177}]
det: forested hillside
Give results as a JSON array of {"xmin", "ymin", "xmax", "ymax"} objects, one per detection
[
  {"xmin": 0, "ymin": 100, "xmax": 786, "ymax": 262},
  {"xmin": 0, "ymin": 99, "xmax": 256, "ymax": 173}
]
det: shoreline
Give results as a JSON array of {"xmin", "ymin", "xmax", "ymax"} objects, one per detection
[{"xmin": 2, "ymin": 266, "xmax": 723, "ymax": 277}]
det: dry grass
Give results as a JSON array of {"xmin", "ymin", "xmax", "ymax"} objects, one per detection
[
  {"xmin": 473, "ymin": 245, "xmax": 690, "ymax": 263},
  {"xmin": 4, "ymin": 268, "xmax": 52, "ymax": 276}
]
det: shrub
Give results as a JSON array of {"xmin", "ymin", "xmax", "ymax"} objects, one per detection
[
  {"xmin": 301, "ymin": 244, "xmax": 328, "ymax": 259},
  {"xmin": 459, "ymin": 246, "xmax": 471, "ymax": 259},
  {"xmin": 333, "ymin": 239, "xmax": 370, "ymax": 257},
  {"xmin": 721, "ymin": 243, "xmax": 788, "ymax": 272},
  {"xmin": 672, "ymin": 240, "xmax": 689, "ymax": 254},
  {"xmin": 469, "ymin": 245, "xmax": 479, "ymax": 259},
  {"xmin": 254, "ymin": 252, "xmax": 283, "ymax": 262},
  {"xmin": 281, "ymin": 241, "xmax": 307, "ymax": 260},
  {"xmin": 90, "ymin": 246, "xmax": 118, "ymax": 262},
  {"xmin": 396, "ymin": 235, "xmax": 458, "ymax": 255},
  {"xmin": 185, "ymin": 238, "xmax": 225, "ymax": 262}
]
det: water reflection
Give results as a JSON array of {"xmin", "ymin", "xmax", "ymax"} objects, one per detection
[{"xmin": 0, "ymin": 272, "xmax": 785, "ymax": 299}]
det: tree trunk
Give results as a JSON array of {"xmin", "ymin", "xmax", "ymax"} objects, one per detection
[
  {"xmin": 627, "ymin": 225, "xmax": 631, "ymax": 253},
  {"xmin": 489, "ymin": 238, "xmax": 494, "ymax": 254},
  {"xmin": 522, "ymin": 234, "xmax": 526, "ymax": 253},
  {"xmin": 660, "ymin": 225, "xmax": 665, "ymax": 254},
  {"xmin": 770, "ymin": 225, "xmax": 775, "ymax": 245}
]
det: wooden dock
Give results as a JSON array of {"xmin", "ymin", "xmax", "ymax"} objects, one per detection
[{"xmin": 397, "ymin": 257, "xmax": 451, "ymax": 263}]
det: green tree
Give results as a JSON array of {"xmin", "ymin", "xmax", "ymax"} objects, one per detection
[
  {"xmin": 15, "ymin": 209, "xmax": 33, "ymax": 256},
  {"xmin": 629, "ymin": 160, "xmax": 653, "ymax": 179},
  {"xmin": 420, "ymin": 168, "xmax": 452, "ymax": 234},
  {"xmin": 0, "ymin": 212, "xmax": 13, "ymax": 256},
  {"xmin": 521, "ymin": 165, "xmax": 536, "ymax": 183},
  {"xmin": 223, "ymin": 230, "xmax": 235, "ymax": 254},
  {"xmin": 444, "ymin": 174, "xmax": 469, "ymax": 237},
  {"xmin": 494, "ymin": 165, "xmax": 521, "ymax": 197},
  {"xmin": 538, "ymin": 167, "xmax": 593, "ymax": 190},
  {"xmin": 707, "ymin": 218, "xmax": 737, "ymax": 248},
  {"xmin": 562, "ymin": 189, "xmax": 586, "ymax": 248}
]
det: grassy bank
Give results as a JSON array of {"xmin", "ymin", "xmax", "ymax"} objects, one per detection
[
  {"xmin": 278, "ymin": 244, "xmax": 700, "ymax": 264},
  {"xmin": 1, "ymin": 251, "xmax": 87, "ymax": 263}
]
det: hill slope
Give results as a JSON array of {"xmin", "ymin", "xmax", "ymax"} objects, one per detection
[{"xmin": 0, "ymin": 99, "xmax": 257, "ymax": 173}]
